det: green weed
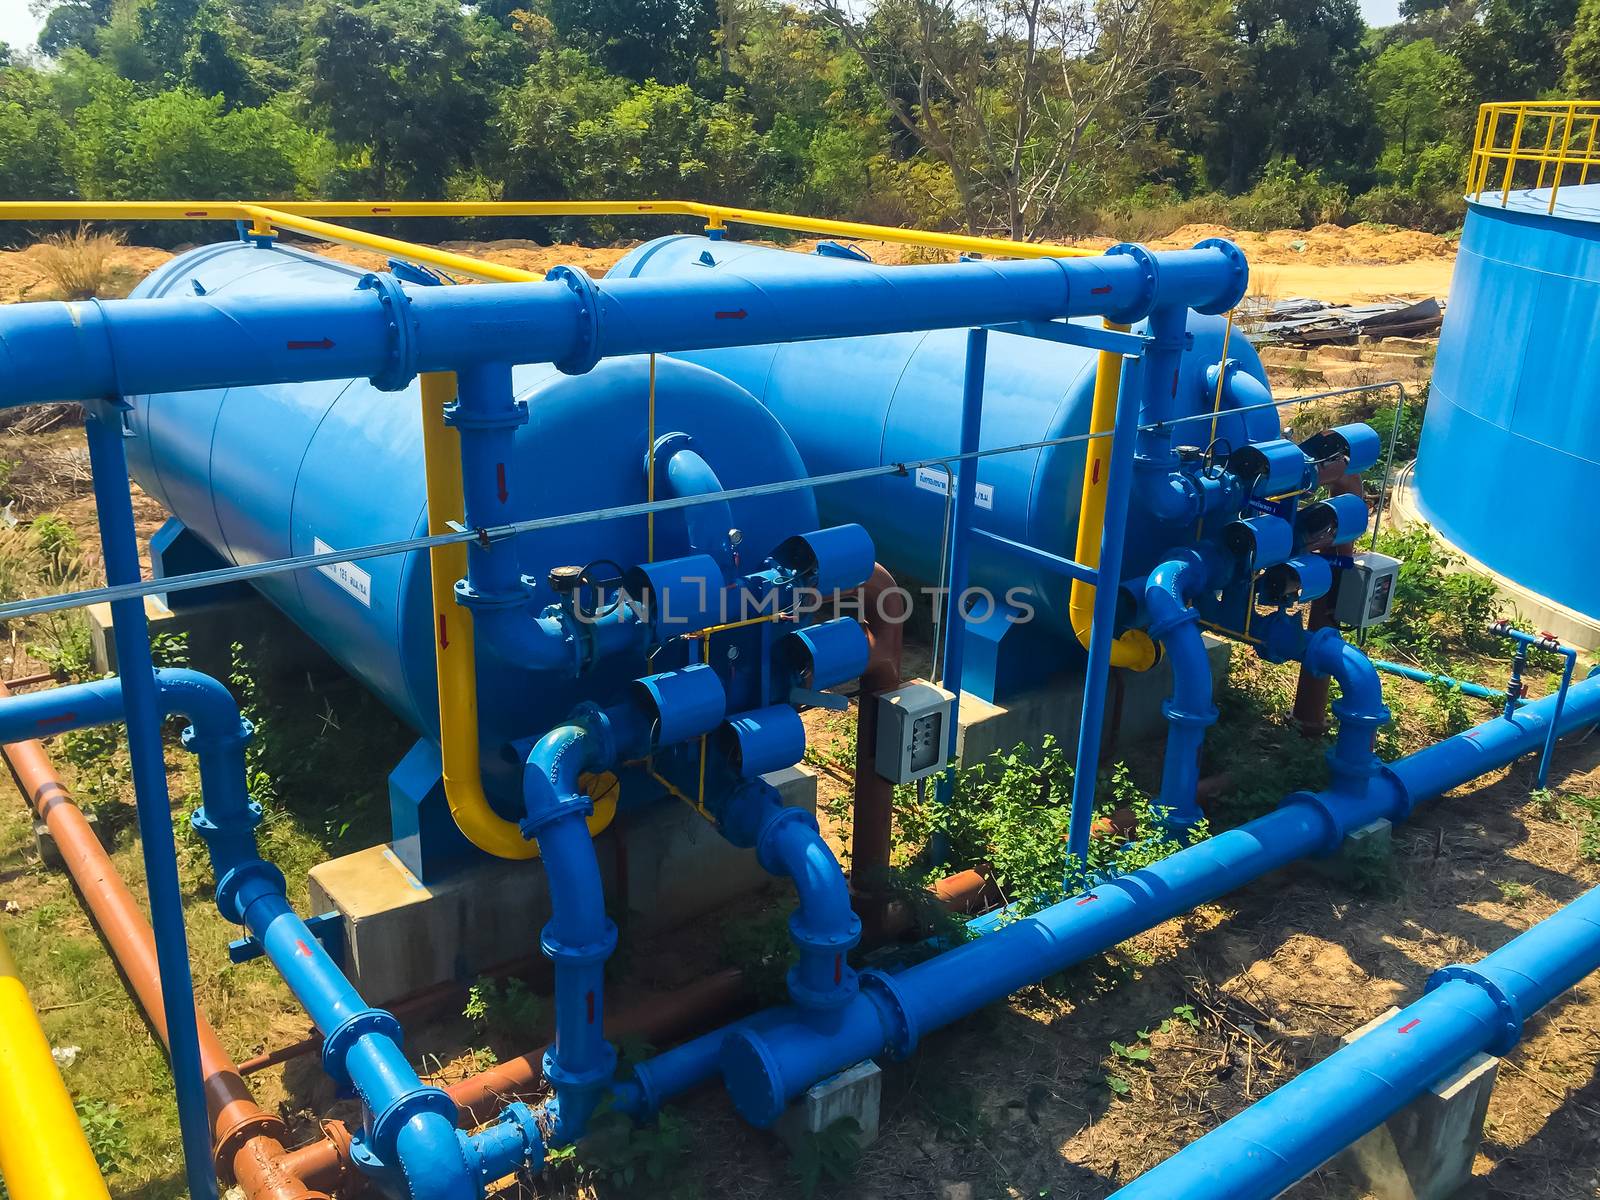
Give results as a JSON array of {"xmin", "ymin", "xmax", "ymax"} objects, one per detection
[{"xmin": 789, "ymin": 1116, "xmax": 862, "ymax": 1198}]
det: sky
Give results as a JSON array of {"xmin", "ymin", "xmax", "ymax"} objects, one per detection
[{"xmin": 0, "ymin": 0, "xmax": 1403, "ymax": 60}]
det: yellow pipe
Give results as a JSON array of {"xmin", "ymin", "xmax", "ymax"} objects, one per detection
[
  {"xmin": 1069, "ymin": 326, "xmax": 1157, "ymax": 672},
  {"xmin": 419, "ymin": 372, "xmax": 612, "ymax": 859},
  {"xmin": 243, "ymin": 206, "xmax": 542, "ymax": 284},
  {"xmin": 0, "ymin": 925, "xmax": 112, "ymax": 1200}
]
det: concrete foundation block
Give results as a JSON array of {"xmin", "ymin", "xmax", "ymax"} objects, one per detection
[
  {"xmin": 310, "ymin": 766, "xmax": 818, "ymax": 1003},
  {"xmin": 1334, "ymin": 1005, "xmax": 1498, "ymax": 1200},
  {"xmin": 1311, "ymin": 817, "xmax": 1393, "ymax": 885},
  {"xmin": 774, "ymin": 1060, "xmax": 882, "ymax": 1152},
  {"xmin": 955, "ymin": 634, "xmax": 1232, "ymax": 764},
  {"xmin": 88, "ymin": 593, "xmax": 336, "ymax": 679},
  {"xmin": 33, "ymin": 811, "xmax": 97, "ymax": 870}
]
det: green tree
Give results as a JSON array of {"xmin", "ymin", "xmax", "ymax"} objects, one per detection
[
  {"xmin": 1450, "ymin": 0, "xmax": 1577, "ymax": 101},
  {"xmin": 546, "ymin": 0, "xmax": 715, "ymax": 83},
  {"xmin": 1565, "ymin": 0, "xmax": 1600, "ymax": 94},
  {"xmin": 1364, "ymin": 38, "xmax": 1461, "ymax": 178},
  {"xmin": 301, "ymin": 0, "xmax": 499, "ymax": 194},
  {"xmin": 0, "ymin": 67, "xmax": 75, "ymax": 199}
]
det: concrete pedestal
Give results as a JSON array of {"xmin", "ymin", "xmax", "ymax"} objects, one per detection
[
  {"xmin": 774, "ymin": 1060, "xmax": 882, "ymax": 1152},
  {"xmin": 954, "ymin": 634, "xmax": 1233, "ymax": 764},
  {"xmin": 309, "ymin": 765, "xmax": 818, "ymax": 1004},
  {"xmin": 1334, "ymin": 1005, "xmax": 1498, "ymax": 1200}
]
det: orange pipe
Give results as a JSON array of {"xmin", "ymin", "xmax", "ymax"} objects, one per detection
[{"xmin": 0, "ymin": 681, "xmax": 321, "ymax": 1200}]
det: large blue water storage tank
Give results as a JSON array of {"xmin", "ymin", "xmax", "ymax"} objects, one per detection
[
  {"xmin": 1415, "ymin": 186, "xmax": 1600, "ymax": 620},
  {"xmin": 125, "ymin": 241, "xmax": 818, "ymax": 774},
  {"xmin": 612, "ymin": 236, "xmax": 1279, "ymax": 643}
]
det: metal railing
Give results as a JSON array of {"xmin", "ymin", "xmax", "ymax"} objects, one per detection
[{"xmin": 1470, "ymin": 100, "xmax": 1600, "ymax": 213}]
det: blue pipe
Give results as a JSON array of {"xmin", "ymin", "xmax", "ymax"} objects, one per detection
[
  {"xmin": 1145, "ymin": 551, "xmax": 1219, "ymax": 829},
  {"xmin": 655, "ymin": 436, "xmax": 736, "ymax": 576},
  {"xmin": 718, "ymin": 778, "xmax": 861, "ymax": 1010},
  {"xmin": 0, "ymin": 668, "xmax": 544, "ymax": 1196},
  {"xmin": 1110, "ymin": 883, "xmax": 1600, "ymax": 1200},
  {"xmin": 0, "ymin": 245, "xmax": 1247, "ymax": 406},
  {"xmin": 1374, "ymin": 659, "xmax": 1501, "ymax": 702},
  {"xmin": 932, "ymin": 328, "xmax": 988, "ymax": 862},
  {"xmin": 1298, "ymin": 626, "xmax": 1389, "ymax": 799},
  {"xmin": 705, "ymin": 669, "xmax": 1600, "ymax": 1128},
  {"xmin": 520, "ymin": 709, "xmax": 636, "ymax": 1142},
  {"xmin": 82, "ymin": 402, "xmax": 218, "ymax": 1200},
  {"xmin": 1068, "ymin": 313, "xmax": 1179, "ymax": 868}
]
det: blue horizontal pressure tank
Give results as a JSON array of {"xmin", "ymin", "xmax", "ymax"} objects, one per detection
[
  {"xmin": 125, "ymin": 241, "xmax": 819, "ymax": 824},
  {"xmin": 612, "ymin": 236, "xmax": 1279, "ymax": 693},
  {"xmin": 1415, "ymin": 184, "xmax": 1600, "ymax": 621}
]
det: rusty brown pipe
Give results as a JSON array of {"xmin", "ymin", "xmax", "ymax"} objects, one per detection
[
  {"xmin": 1292, "ymin": 470, "xmax": 1366, "ymax": 736},
  {"xmin": 851, "ymin": 564, "xmax": 908, "ymax": 934},
  {"xmin": 0, "ymin": 680, "xmax": 323, "ymax": 1200}
]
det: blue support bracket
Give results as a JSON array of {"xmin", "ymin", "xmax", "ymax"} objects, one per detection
[
  {"xmin": 973, "ymin": 529, "xmax": 1098, "ymax": 585},
  {"xmin": 986, "ymin": 319, "xmax": 1150, "ymax": 357},
  {"xmin": 229, "ymin": 910, "xmax": 346, "ymax": 970}
]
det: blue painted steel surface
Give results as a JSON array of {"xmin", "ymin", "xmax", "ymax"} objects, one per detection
[
  {"xmin": 1417, "ymin": 184, "xmax": 1600, "ymax": 619},
  {"xmin": 83, "ymin": 404, "xmax": 218, "ymax": 1200},
  {"xmin": 608, "ymin": 237, "xmax": 1277, "ymax": 643},
  {"xmin": 1111, "ymin": 883, "xmax": 1600, "ymax": 1199},
  {"xmin": 124, "ymin": 241, "xmax": 819, "ymax": 784}
]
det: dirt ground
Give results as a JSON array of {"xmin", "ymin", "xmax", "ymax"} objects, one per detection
[{"xmin": 0, "ymin": 217, "xmax": 1457, "ymax": 308}]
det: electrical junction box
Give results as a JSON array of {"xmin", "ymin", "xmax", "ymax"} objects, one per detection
[
  {"xmin": 1334, "ymin": 550, "xmax": 1402, "ymax": 629},
  {"xmin": 875, "ymin": 682, "xmax": 955, "ymax": 784}
]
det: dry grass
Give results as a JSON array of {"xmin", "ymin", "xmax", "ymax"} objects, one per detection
[{"xmin": 29, "ymin": 227, "xmax": 127, "ymax": 301}]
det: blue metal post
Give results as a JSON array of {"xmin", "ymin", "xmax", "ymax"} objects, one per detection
[
  {"xmin": 931, "ymin": 328, "xmax": 988, "ymax": 863},
  {"xmin": 1493, "ymin": 623, "xmax": 1581, "ymax": 789},
  {"xmin": 82, "ymin": 400, "xmax": 217, "ymax": 1200},
  {"xmin": 1065, "ymin": 349, "xmax": 1145, "ymax": 871}
]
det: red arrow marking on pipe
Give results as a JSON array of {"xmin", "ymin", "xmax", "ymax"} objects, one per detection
[
  {"xmin": 184, "ymin": 210, "xmax": 210, "ymax": 217},
  {"xmin": 287, "ymin": 337, "xmax": 336, "ymax": 351},
  {"xmin": 296, "ymin": 939, "xmax": 312, "ymax": 958},
  {"xmin": 714, "ymin": 309, "xmax": 748, "ymax": 320},
  {"xmin": 438, "ymin": 614, "xmax": 449, "ymax": 650},
  {"xmin": 36, "ymin": 712, "xmax": 77, "ymax": 728},
  {"xmin": 1091, "ymin": 461, "xmax": 1101, "ymax": 485},
  {"xmin": 586, "ymin": 990, "xmax": 596, "ymax": 1024},
  {"xmin": 1091, "ymin": 285, "xmax": 1112, "ymax": 295},
  {"xmin": 1398, "ymin": 1019, "xmax": 1420, "ymax": 1034},
  {"xmin": 496, "ymin": 463, "xmax": 509, "ymax": 504},
  {"xmin": 370, "ymin": 207, "xmax": 392, "ymax": 214},
  {"xmin": 1075, "ymin": 894, "xmax": 1099, "ymax": 906}
]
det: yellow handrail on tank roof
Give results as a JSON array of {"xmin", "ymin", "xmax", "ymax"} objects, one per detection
[
  {"xmin": 1470, "ymin": 100, "xmax": 1600, "ymax": 213},
  {"xmin": 0, "ymin": 925, "xmax": 112, "ymax": 1200}
]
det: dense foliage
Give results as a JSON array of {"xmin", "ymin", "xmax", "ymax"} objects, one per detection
[{"xmin": 0, "ymin": 0, "xmax": 1589, "ymax": 242}]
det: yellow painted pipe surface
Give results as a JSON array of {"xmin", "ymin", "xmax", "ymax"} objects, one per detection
[
  {"xmin": 1069, "ymin": 327, "xmax": 1157, "ymax": 672},
  {"xmin": 0, "ymin": 927, "xmax": 112, "ymax": 1200},
  {"xmin": 419, "ymin": 373, "xmax": 613, "ymax": 858}
]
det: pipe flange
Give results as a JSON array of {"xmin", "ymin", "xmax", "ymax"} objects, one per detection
[
  {"xmin": 453, "ymin": 576, "xmax": 534, "ymax": 614},
  {"xmin": 179, "ymin": 716, "xmax": 252, "ymax": 757},
  {"xmin": 321, "ymin": 1008, "xmax": 404, "ymax": 1093},
  {"xmin": 787, "ymin": 910, "xmax": 864, "ymax": 953},
  {"xmin": 1161, "ymin": 699, "xmax": 1220, "ymax": 730},
  {"xmin": 546, "ymin": 265, "xmax": 603, "ymax": 376},
  {"xmin": 1103, "ymin": 243, "xmax": 1159, "ymax": 324},
  {"xmin": 542, "ymin": 1043, "xmax": 619, "ymax": 1096},
  {"xmin": 210, "ymin": 1107, "xmax": 289, "ymax": 1185},
  {"xmin": 211, "ymin": 858, "xmax": 286, "ymax": 927},
  {"xmin": 520, "ymin": 790, "xmax": 596, "ymax": 840},
  {"xmin": 720, "ymin": 1028, "xmax": 787, "ymax": 1128},
  {"xmin": 538, "ymin": 917, "xmax": 619, "ymax": 968},
  {"xmin": 754, "ymin": 804, "xmax": 820, "ymax": 876},
  {"xmin": 1191, "ymin": 238, "xmax": 1250, "ymax": 315},
  {"xmin": 1278, "ymin": 790, "xmax": 1345, "ymax": 858},
  {"xmin": 860, "ymin": 968, "xmax": 919, "ymax": 1058},
  {"xmin": 1145, "ymin": 602, "xmax": 1201, "ymax": 643},
  {"xmin": 356, "ymin": 272, "xmax": 418, "ymax": 392},
  {"xmin": 368, "ymin": 1083, "xmax": 460, "ymax": 1165},
  {"xmin": 1425, "ymin": 964, "xmax": 1524, "ymax": 1055}
]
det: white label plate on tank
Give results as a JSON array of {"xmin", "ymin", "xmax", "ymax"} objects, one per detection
[
  {"xmin": 312, "ymin": 537, "xmax": 372, "ymax": 607},
  {"xmin": 914, "ymin": 466, "xmax": 993, "ymax": 510}
]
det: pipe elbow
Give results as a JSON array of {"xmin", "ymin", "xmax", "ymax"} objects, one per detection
[
  {"xmin": 471, "ymin": 603, "xmax": 581, "ymax": 674},
  {"xmin": 1304, "ymin": 628, "xmax": 1386, "ymax": 719},
  {"xmin": 1070, "ymin": 608, "xmax": 1159, "ymax": 671},
  {"xmin": 394, "ymin": 1112, "xmax": 476, "ymax": 1200},
  {"xmin": 522, "ymin": 723, "xmax": 600, "ymax": 837},
  {"xmin": 156, "ymin": 668, "xmax": 248, "ymax": 745}
]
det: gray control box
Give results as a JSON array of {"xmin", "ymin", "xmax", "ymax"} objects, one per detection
[
  {"xmin": 874, "ymin": 681, "xmax": 955, "ymax": 784},
  {"xmin": 1333, "ymin": 550, "xmax": 1402, "ymax": 629}
]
